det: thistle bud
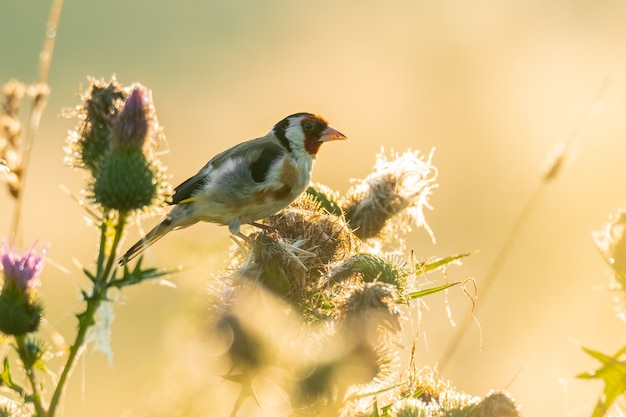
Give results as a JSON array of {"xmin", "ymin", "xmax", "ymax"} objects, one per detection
[
  {"xmin": 65, "ymin": 78, "xmax": 171, "ymax": 213},
  {"xmin": 0, "ymin": 240, "xmax": 46, "ymax": 335},
  {"xmin": 238, "ymin": 199, "xmax": 358, "ymax": 307},
  {"xmin": 336, "ymin": 281, "xmax": 402, "ymax": 338},
  {"xmin": 65, "ymin": 77, "xmax": 126, "ymax": 176},
  {"xmin": 93, "ymin": 148, "xmax": 157, "ymax": 212},
  {"xmin": 478, "ymin": 391, "xmax": 522, "ymax": 417},
  {"xmin": 341, "ymin": 149, "xmax": 438, "ymax": 245},
  {"xmin": 94, "ymin": 86, "xmax": 157, "ymax": 210}
]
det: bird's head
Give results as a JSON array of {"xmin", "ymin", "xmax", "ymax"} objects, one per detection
[{"xmin": 272, "ymin": 112, "xmax": 347, "ymax": 157}]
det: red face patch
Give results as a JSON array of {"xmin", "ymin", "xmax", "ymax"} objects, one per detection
[{"xmin": 301, "ymin": 115, "xmax": 329, "ymax": 155}]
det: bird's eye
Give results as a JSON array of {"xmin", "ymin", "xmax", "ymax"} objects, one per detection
[{"xmin": 302, "ymin": 121, "xmax": 315, "ymax": 132}]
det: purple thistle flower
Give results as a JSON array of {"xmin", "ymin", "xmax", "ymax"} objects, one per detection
[
  {"xmin": 112, "ymin": 85, "xmax": 151, "ymax": 148},
  {"xmin": 1, "ymin": 240, "xmax": 47, "ymax": 292}
]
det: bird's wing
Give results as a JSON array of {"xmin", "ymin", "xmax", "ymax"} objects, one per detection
[
  {"xmin": 170, "ymin": 171, "xmax": 206, "ymax": 204},
  {"xmin": 171, "ymin": 138, "xmax": 285, "ymax": 205}
]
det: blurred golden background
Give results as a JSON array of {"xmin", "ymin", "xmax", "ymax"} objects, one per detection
[{"xmin": 2, "ymin": 0, "xmax": 626, "ymax": 415}]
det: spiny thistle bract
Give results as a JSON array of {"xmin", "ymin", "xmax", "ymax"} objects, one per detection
[
  {"xmin": 64, "ymin": 77, "xmax": 171, "ymax": 215},
  {"xmin": 94, "ymin": 149, "xmax": 158, "ymax": 212},
  {"xmin": 0, "ymin": 285, "xmax": 43, "ymax": 336},
  {"xmin": 327, "ymin": 253, "xmax": 411, "ymax": 290}
]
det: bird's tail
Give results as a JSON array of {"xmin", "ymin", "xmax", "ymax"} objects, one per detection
[{"xmin": 119, "ymin": 218, "xmax": 174, "ymax": 265}]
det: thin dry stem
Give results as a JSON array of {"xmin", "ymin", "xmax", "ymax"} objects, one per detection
[
  {"xmin": 438, "ymin": 78, "xmax": 611, "ymax": 371},
  {"xmin": 9, "ymin": 0, "xmax": 63, "ymax": 242}
]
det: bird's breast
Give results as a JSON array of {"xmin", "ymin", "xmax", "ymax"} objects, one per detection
[
  {"xmin": 243, "ymin": 155, "xmax": 311, "ymax": 217},
  {"xmin": 273, "ymin": 154, "xmax": 311, "ymax": 195}
]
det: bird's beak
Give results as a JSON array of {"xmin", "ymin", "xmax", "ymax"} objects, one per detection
[{"xmin": 320, "ymin": 125, "xmax": 347, "ymax": 142}]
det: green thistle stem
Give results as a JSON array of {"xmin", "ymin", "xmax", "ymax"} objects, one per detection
[
  {"xmin": 95, "ymin": 212, "xmax": 108, "ymax": 281},
  {"xmin": 101, "ymin": 211, "xmax": 128, "ymax": 285},
  {"xmin": 15, "ymin": 335, "xmax": 47, "ymax": 417},
  {"xmin": 47, "ymin": 291, "xmax": 102, "ymax": 417},
  {"xmin": 47, "ymin": 210, "xmax": 128, "ymax": 417}
]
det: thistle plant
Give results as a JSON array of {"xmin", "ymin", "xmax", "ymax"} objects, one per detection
[
  {"xmin": 0, "ymin": 242, "xmax": 48, "ymax": 417},
  {"xmin": 0, "ymin": 77, "xmax": 174, "ymax": 417},
  {"xmin": 143, "ymin": 148, "xmax": 523, "ymax": 417}
]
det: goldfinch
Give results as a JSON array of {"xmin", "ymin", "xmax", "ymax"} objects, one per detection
[{"xmin": 120, "ymin": 112, "xmax": 346, "ymax": 263}]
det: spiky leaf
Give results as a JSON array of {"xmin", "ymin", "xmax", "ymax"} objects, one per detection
[
  {"xmin": 406, "ymin": 282, "xmax": 463, "ymax": 300},
  {"xmin": 110, "ymin": 256, "xmax": 179, "ymax": 289},
  {"xmin": 0, "ymin": 357, "xmax": 25, "ymax": 396},
  {"xmin": 414, "ymin": 252, "xmax": 474, "ymax": 276},
  {"xmin": 577, "ymin": 346, "xmax": 626, "ymax": 417}
]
